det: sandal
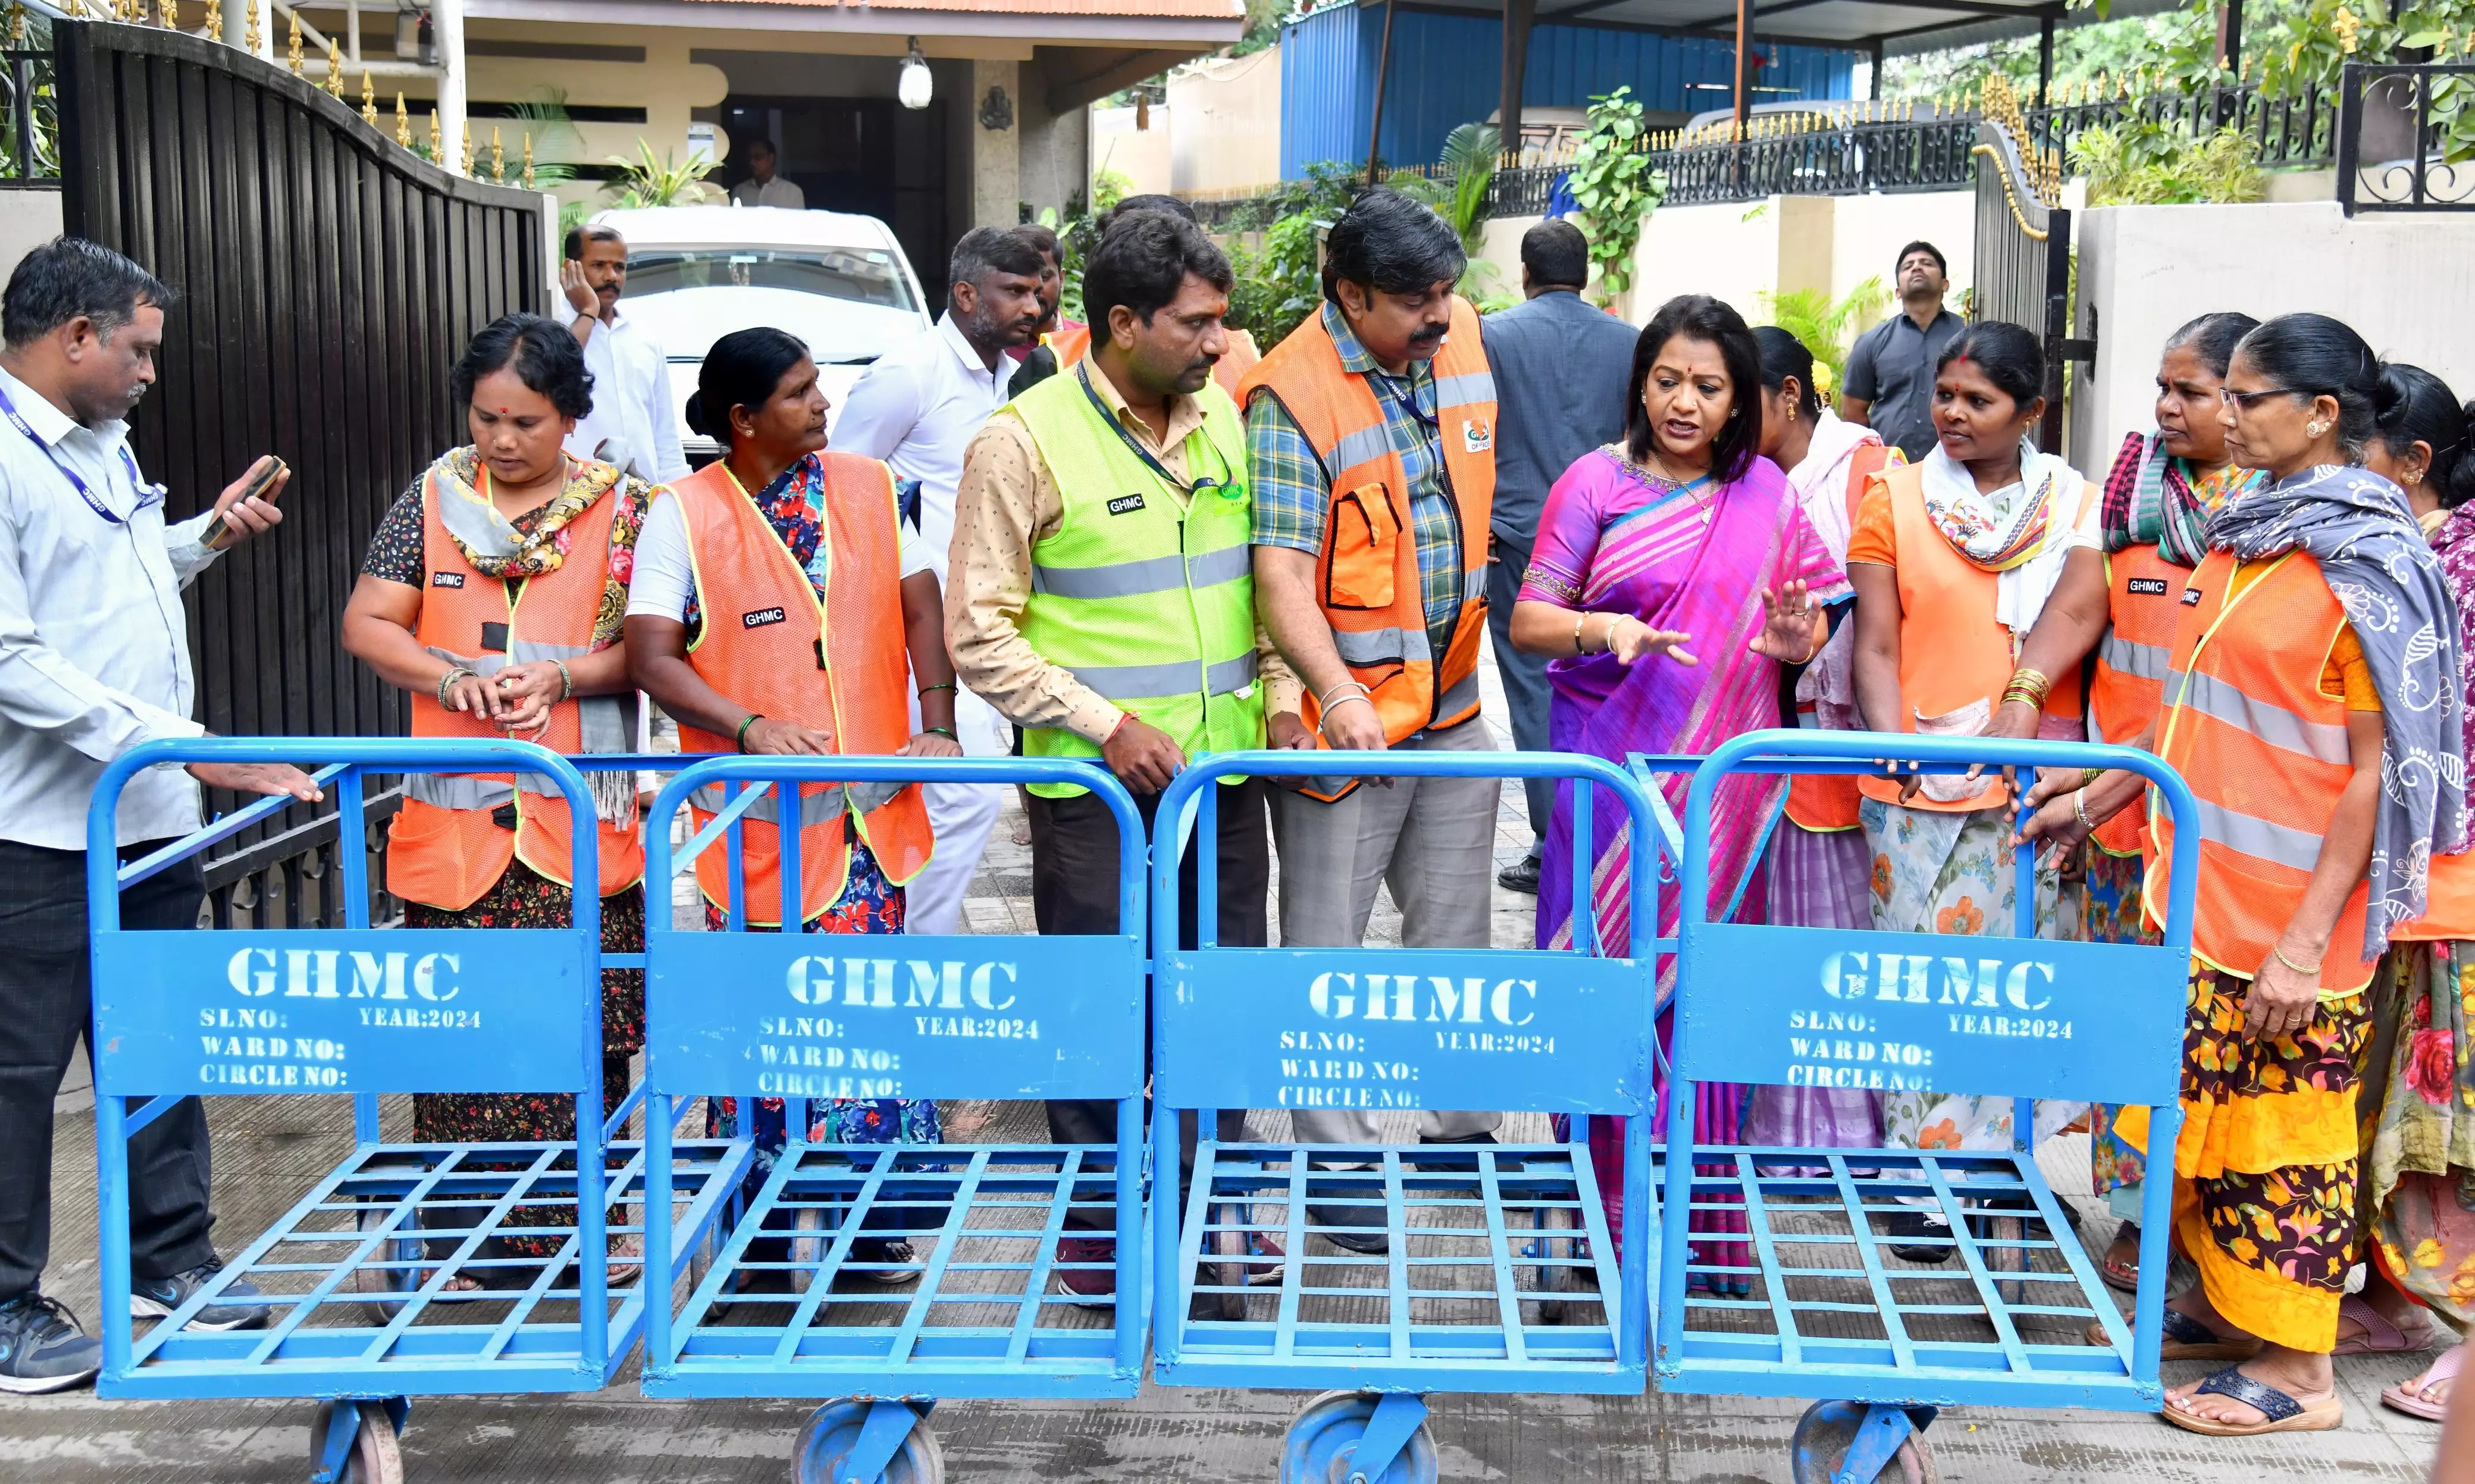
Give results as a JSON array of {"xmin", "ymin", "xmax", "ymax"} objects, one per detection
[
  {"xmin": 2085, "ymin": 1306, "xmax": 2261, "ymax": 1360},
  {"xmin": 2332, "ymin": 1292, "xmax": 2435, "ymax": 1356},
  {"xmin": 2100, "ymin": 1219, "xmax": 2139, "ymax": 1295},
  {"xmin": 2382, "ymin": 1341, "xmax": 2465, "ymax": 1422},
  {"xmin": 2162, "ymin": 1365, "xmax": 2343, "ymax": 1436}
]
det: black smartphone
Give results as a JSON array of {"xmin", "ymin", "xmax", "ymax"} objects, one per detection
[{"xmin": 200, "ymin": 456, "xmax": 288, "ymax": 550}]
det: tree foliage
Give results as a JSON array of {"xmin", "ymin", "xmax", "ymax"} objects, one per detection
[
  {"xmin": 2074, "ymin": 120, "xmax": 2268, "ymax": 202},
  {"xmin": 1757, "ymin": 277, "xmax": 1888, "ymax": 390},
  {"xmin": 603, "ymin": 140, "xmax": 719, "ymax": 208},
  {"xmin": 1564, "ymin": 87, "xmax": 1665, "ymax": 308}
]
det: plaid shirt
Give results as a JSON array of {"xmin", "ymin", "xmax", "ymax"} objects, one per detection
[{"xmin": 1246, "ymin": 302, "xmax": 1466, "ymax": 662}]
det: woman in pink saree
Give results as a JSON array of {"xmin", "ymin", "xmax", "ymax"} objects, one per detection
[{"xmin": 1511, "ymin": 294, "xmax": 1847, "ymax": 1290}]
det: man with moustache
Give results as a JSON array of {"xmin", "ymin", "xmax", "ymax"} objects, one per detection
[
  {"xmin": 835, "ymin": 227, "xmax": 1047, "ymax": 934},
  {"xmin": 0, "ymin": 238, "xmax": 322, "ymax": 1390},
  {"xmin": 947, "ymin": 209, "xmax": 1302, "ymax": 1302},
  {"xmin": 1240, "ymin": 186, "xmax": 1505, "ymax": 1253},
  {"xmin": 557, "ymin": 222, "xmax": 689, "ymax": 483}
]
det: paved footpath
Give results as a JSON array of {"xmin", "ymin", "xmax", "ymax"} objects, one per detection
[{"xmin": 3, "ymin": 644, "xmax": 2452, "ymax": 1481}]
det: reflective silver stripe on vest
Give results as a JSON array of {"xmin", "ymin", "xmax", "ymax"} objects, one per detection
[
  {"xmin": 1033, "ymin": 551, "xmax": 1189, "ymax": 600},
  {"xmin": 688, "ymin": 782, "xmax": 876, "ymax": 826},
  {"xmin": 1334, "ymin": 625, "xmax": 1431, "ymax": 667},
  {"xmin": 1067, "ymin": 649, "xmax": 1259, "ymax": 702},
  {"xmin": 1462, "ymin": 565, "xmax": 1488, "ymax": 604},
  {"xmin": 578, "ymin": 694, "xmax": 638, "ymax": 755},
  {"xmin": 1433, "ymin": 666, "xmax": 1481, "ymax": 721},
  {"xmin": 1207, "ymin": 651, "xmax": 1259, "ymax": 695},
  {"xmin": 425, "ymin": 644, "xmax": 505, "ymax": 677},
  {"xmin": 2100, "ymin": 633, "xmax": 2170, "ymax": 683},
  {"xmin": 1188, "ymin": 542, "xmax": 1251, "ymax": 589},
  {"xmin": 1433, "ymin": 371, "xmax": 1496, "ymax": 409},
  {"xmin": 1332, "ymin": 423, "xmax": 1393, "ymax": 473},
  {"xmin": 1030, "ymin": 542, "xmax": 1252, "ymax": 601},
  {"xmin": 405, "ymin": 773, "xmax": 516, "ymax": 810},
  {"xmin": 2192, "ymin": 793, "xmax": 2327, "ymax": 872},
  {"xmin": 2166, "ymin": 667, "xmax": 2352, "ymax": 764}
]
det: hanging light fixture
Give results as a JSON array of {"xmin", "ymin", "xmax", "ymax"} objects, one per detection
[{"xmin": 898, "ymin": 37, "xmax": 933, "ymax": 110}]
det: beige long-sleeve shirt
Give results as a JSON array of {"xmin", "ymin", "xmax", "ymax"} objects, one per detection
[{"xmin": 945, "ymin": 362, "xmax": 1299, "ymax": 745}]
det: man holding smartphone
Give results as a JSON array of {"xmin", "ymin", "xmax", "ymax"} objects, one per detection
[{"xmin": 0, "ymin": 237, "xmax": 321, "ymax": 1392}]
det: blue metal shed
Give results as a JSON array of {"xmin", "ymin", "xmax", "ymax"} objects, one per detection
[{"xmin": 1279, "ymin": 1, "xmax": 1860, "ymax": 180}]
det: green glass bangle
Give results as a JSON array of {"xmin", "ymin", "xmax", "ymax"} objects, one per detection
[
  {"xmin": 735, "ymin": 713, "xmax": 764, "ymax": 751},
  {"xmin": 918, "ymin": 682, "xmax": 957, "ymax": 694},
  {"xmin": 923, "ymin": 726, "xmax": 956, "ymax": 739}
]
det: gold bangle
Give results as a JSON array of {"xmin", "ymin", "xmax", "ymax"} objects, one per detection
[
  {"xmin": 2270, "ymin": 942, "xmax": 2323, "ymax": 977},
  {"xmin": 2073, "ymin": 790, "xmax": 2094, "ymax": 832},
  {"xmin": 2004, "ymin": 666, "xmax": 2052, "ymax": 708},
  {"xmin": 1572, "ymin": 611, "xmax": 1587, "ymax": 654}
]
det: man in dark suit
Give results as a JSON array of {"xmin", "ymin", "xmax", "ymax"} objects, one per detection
[{"xmin": 1478, "ymin": 220, "xmax": 1639, "ymax": 893}]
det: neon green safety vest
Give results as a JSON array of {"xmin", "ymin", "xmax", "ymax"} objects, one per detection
[{"xmin": 1010, "ymin": 364, "xmax": 1265, "ymax": 798}]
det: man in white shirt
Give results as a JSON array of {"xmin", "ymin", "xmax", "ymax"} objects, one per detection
[
  {"xmin": 831, "ymin": 227, "xmax": 1044, "ymax": 934},
  {"xmin": 728, "ymin": 139, "xmax": 806, "ymax": 211},
  {"xmin": 0, "ymin": 239, "xmax": 322, "ymax": 1392},
  {"xmin": 558, "ymin": 224, "xmax": 690, "ymax": 484}
]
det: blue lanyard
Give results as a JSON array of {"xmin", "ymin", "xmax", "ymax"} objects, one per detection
[{"xmin": 0, "ymin": 378, "xmax": 159, "ymax": 525}]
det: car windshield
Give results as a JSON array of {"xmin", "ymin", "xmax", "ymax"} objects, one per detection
[
  {"xmin": 626, "ymin": 247, "xmax": 917, "ymax": 312},
  {"xmin": 621, "ymin": 247, "xmax": 928, "ymax": 366}
]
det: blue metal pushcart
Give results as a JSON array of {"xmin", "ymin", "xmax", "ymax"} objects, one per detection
[
  {"xmin": 1655, "ymin": 730, "xmax": 2198, "ymax": 1482},
  {"xmin": 88, "ymin": 738, "xmax": 745, "ymax": 1483},
  {"xmin": 1148, "ymin": 750, "xmax": 1665, "ymax": 1483},
  {"xmin": 638, "ymin": 756, "xmax": 1151, "ymax": 1484}
]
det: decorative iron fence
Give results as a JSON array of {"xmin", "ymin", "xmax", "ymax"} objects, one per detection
[
  {"xmin": 1467, "ymin": 80, "xmax": 2340, "ymax": 216},
  {"xmin": 51, "ymin": 17, "xmax": 548, "ymax": 925},
  {"xmin": 2338, "ymin": 61, "xmax": 2475, "ymax": 214},
  {"xmin": 2, "ymin": 41, "xmax": 56, "ymax": 181}
]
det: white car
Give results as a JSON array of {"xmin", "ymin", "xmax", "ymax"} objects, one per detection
[{"xmin": 590, "ymin": 205, "xmax": 934, "ymax": 465}]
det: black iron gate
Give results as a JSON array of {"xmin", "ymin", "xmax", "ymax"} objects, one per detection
[
  {"xmin": 52, "ymin": 18, "xmax": 546, "ymax": 924},
  {"xmin": 1969, "ymin": 120, "xmax": 2090, "ymax": 454}
]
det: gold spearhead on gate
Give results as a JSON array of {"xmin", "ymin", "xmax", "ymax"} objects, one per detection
[
  {"xmin": 286, "ymin": 11, "xmax": 301, "ymax": 76},
  {"xmin": 325, "ymin": 39, "xmax": 342, "ymax": 96},
  {"xmin": 396, "ymin": 91, "xmax": 411, "ymax": 147}
]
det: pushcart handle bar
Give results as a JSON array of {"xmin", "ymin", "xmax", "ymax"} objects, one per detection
[
  {"xmin": 1680, "ymin": 729, "xmax": 2203, "ymax": 944},
  {"xmin": 84, "ymin": 736, "xmax": 614, "ymax": 1383},
  {"xmin": 644, "ymin": 755, "xmax": 1142, "ymax": 932},
  {"xmin": 637, "ymin": 755, "xmax": 1152, "ymax": 1388},
  {"xmin": 1149, "ymin": 749, "xmax": 1665, "ymax": 1378}
]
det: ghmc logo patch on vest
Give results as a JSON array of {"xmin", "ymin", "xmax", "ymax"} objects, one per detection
[
  {"xmin": 743, "ymin": 607, "xmax": 788, "ymax": 629},
  {"xmin": 430, "ymin": 572, "xmax": 465, "ymax": 588},
  {"xmin": 1462, "ymin": 418, "xmax": 1493, "ymax": 453},
  {"xmin": 1107, "ymin": 494, "xmax": 1146, "ymax": 516},
  {"xmin": 2127, "ymin": 577, "xmax": 2170, "ymax": 597}
]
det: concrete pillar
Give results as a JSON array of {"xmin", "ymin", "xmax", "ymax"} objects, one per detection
[
  {"xmin": 970, "ymin": 58, "xmax": 1021, "ymax": 230},
  {"xmin": 434, "ymin": 0, "xmax": 466, "ymax": 177}
]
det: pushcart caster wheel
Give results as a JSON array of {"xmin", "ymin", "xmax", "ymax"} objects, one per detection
[
  {"xmin": 791, "ymin": 1400, "xmax": 942, "ymax": 1484},
  {"xmin": 1281, "ymin": 1391, "xmax": 1438, "ymax": 1484},
  {"xmin": 1529, "ymin": 1203, "xmax": 1581, "ymax": 1325},
  {"xmin": 352, "ymin": 1206, "xmax": 425, "ymax": 1327},
  {"xmin": 1788, "ymin": 1400, "xmax": 1937, "ymax": 1484},
  {"xmin": 308, "ymin": 1400, "xmax": 403, "ymax": 1484}
]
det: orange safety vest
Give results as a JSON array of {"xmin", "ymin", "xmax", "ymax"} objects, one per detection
[
  {"xmin": 1237, "ymin": 298, "xmax": 1496, "ymax": 797},
  {"xmin": 2142, "ymin": 550, "xmax": 2380, "ymax": 991},
  {"xmin": 2393, "ymin": 849, "xmax": 2475, "ymax": 941},
  {"xmin": 1045, "ymin": 322, "xmax": 1092, "ymax": 369},
  {"xmin": 670, "ymin": 454, "xmax": 934, "ymax": 927},
  {"xmin": 1212, "ymin": 328, "xmax": 1262, "ymax": 399},
  {"xmin": 2083, "ymin": 542, "xmax": 2188, "ymax": 856},
  {"xmin": 386, "ymin": 466, "xmax": 645, "ymax": 911},
  {"xmin": 1785, "ymin": 441, "xmax": 1899, "ymax": 833},
  {"xmin": 1856, "ymin": 462, "xmax": 2097, "ymax": 812}
]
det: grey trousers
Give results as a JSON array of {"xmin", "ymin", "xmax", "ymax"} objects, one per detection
[
  {"xmin": 1485, "ymin": 541, "xmax": 1554, "ymax": 848},
  {"xmin": 1271, "ymin": 717, "xmax": 1504, "ymax": 1146}
]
